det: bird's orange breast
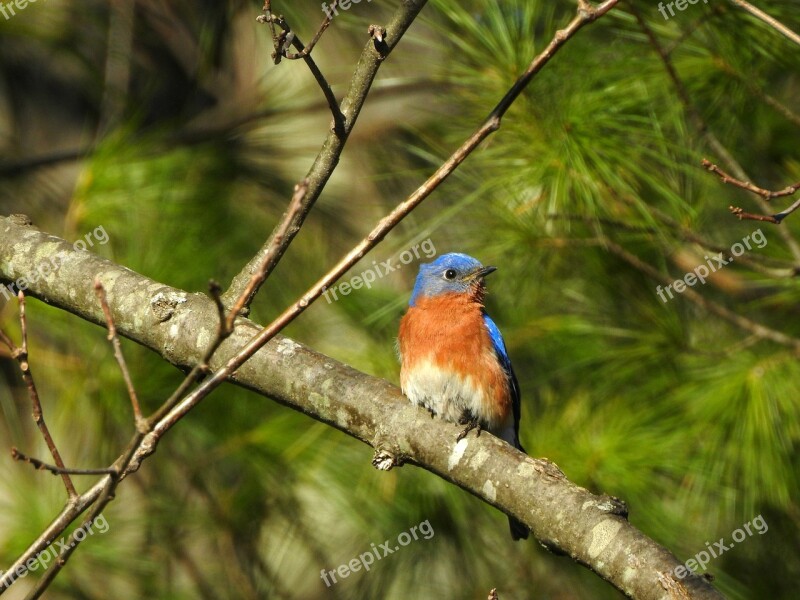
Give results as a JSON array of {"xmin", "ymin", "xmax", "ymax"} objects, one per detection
[{"xmin": 398, "ymin": 293, "xmax": 512, "ymax": 430}]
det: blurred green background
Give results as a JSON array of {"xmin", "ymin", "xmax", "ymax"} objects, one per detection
[{"xmin": 1, "ymin": 0, "xmax": 799, "ymax": 598}]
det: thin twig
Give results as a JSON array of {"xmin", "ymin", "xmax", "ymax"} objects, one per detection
[
  {"xmin": 257, "ymin": 2, "xmax": 343, "ymax": 128},
  {"xmin": 728, "ymin": 206, "xmax": 780, "ymax": 224},
  {"xmin": 146, "ymin": 183, "xmax": 309, "ymax": 429},
  {"xmin": 285, "ymin": 2, "xmax": 339, "ymax": 59},
  {"xmin": 702, "ymin": 158, "xmax": 800, "ymax": 224},
  {"xmin": 224, "ymin": 181, "xmax": 309, "ymax": 331},
  {"xmin": 702, "ymin": 159, "xmax": 800, "ymax": 200},
  {"xmin": 258, "ymin": 0, "xmax": 338, "ymax": 61},
  {"xmin": 728, "ymin": 0, "xmax": 800, "ymax": 47},
  {"xmin": 11, "ymin": 447, "xmax": 116, "ymax": 476},
  {"xmin": 94, "ymin": 279, "xmax": 145, "ymax": 431},
  {"xmin": 1, "ymin": 293, "xmax": 78, "ymax": 499}
]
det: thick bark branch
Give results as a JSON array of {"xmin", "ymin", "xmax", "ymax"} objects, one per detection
[{"xmin": 0, "ymin": 216, "xmax": 723, "ymax": 599}]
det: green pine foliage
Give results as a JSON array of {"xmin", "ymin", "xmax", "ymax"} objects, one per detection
[{"xmin": 1, "ymin": 0, "xmax": 798, "ymax": 598}]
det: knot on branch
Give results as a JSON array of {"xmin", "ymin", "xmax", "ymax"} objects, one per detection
[
  {"xmin": 530, "ymin": 457, "xmax": 566, "ymax": 480},
  {"xmin": 9, "ymin": 214, "xmax": 33, "ymax": 227},
  {"xmin": 591, "ymin": 494, "xmax": 629, "ymax": 519},
  {"xmin": 127, "ymin": 432, "xmax": 159, "ymax": 475},
  {"xmin": 371, "ymin": 429, "xmax": 404, "ymax": 471},
  {"xmin": 368, "ymin": 24, "xmax": 386, "ymax": 43},
  {"xmin": 150, "ymin": 290, "xmax": 187, "ymax": 322},
  {"xmin": 368, "ymin": 24, "xmax": 388, "ymax": 55}
]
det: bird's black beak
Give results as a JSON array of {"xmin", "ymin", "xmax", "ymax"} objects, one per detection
[{"xmin": 468, "ymin": 265, "xmax": 497, "ymax": 281}]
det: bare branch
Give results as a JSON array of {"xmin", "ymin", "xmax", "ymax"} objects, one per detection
[
  {"xmin": 702, "ymin": 159, "xmax": 800, "ymax": 200},
  {"xmin": 728, "ymin": 0, "xmax": 800, "ymax": 47},
  {"xmin": 728, "ymin": 206, "xmax": 780, "ymax": 224},
  {"xmin": 257, "ymin": 2, "xmax": 343, "ymax": 129},
  {"xmin": 1, "ymin": 293, "xmax": 78, "ymax": 500},
  {"xmin": 702, "ymin": 158, "xmax": 800, "ymax": 224},
  {"xmin": 11, "ymin": 447, "xmax": 116, "ymax": 476},
  {"xmin": 259, "ymin": 0, "xmax": 339, "ymax": 60},
  {"xmin": 94, "ymin": 279, "xmax": 145, "ymax": 430}
]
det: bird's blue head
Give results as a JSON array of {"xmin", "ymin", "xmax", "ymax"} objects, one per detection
[{"xmin": 408, "ymin": 253, "xmax": 496, "ymax": 306}]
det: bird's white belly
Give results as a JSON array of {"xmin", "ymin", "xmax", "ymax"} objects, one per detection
[{"xmin": 402, "ymin": 360, "xmax": 498, "ymax": 428}]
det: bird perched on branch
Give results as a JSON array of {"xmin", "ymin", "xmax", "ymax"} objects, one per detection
[{"xmin": 398, "ymin": 253, "xmax": 529, "ymax": 540}]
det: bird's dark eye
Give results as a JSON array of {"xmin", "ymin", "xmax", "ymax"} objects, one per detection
[{"xmin": 444, "ymin": 269, "xmax": 457, "ymax": 280}]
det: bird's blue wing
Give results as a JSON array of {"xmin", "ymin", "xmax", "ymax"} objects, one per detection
[{"xmin": 482, "ymin": 313, "xmax": 523, "ymax": 451}]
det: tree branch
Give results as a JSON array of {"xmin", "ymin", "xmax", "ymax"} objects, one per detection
[
  {"xmin": 94, "ymin": 279, "xmax": 144, "ymax": 429},
  {"xmin": 0, "ymin": 217, "xmax": 724, "ymax": 599},
  {"xmin": 702, "ymin": 159, "xmax": 800, "ymax": 201},
  {"xmin": 701, "ymin": 158, "xmax": 800, "ymax": 224},
  {"xmin": 728, "ymin": 0, "xmax": 800, "ymax": 47},
  {"xmin": 257, "ymin": 3, "xmax": 342, "ymax": 127},
  {"xmin": 10, "ymin": 447, "xmax": 116, "ymax": 476},
  {"xmin": 0, "ymin": 293, "xmax": 78, "ymax": 500}
]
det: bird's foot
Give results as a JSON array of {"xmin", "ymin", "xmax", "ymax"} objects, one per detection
[{"xmin": 456, "ymin": 415, "xmax": 481, "ymax": 441}]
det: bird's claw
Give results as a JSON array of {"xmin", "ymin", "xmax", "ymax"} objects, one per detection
[{"xmin": 456, "ymin": 417, "xmax": 481, "ymax": 441}]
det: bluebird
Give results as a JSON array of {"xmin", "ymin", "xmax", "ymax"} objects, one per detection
[{"xmin": 398, "ymin": 252, "xmax": 529, "ymax": 540}]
